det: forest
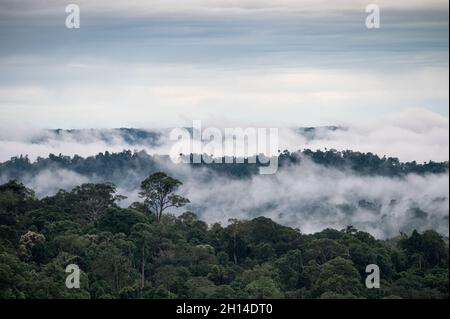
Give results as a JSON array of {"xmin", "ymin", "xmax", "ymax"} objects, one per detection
[
  {"xmin": 1, "ymin": 149, "xmax": 448, "ymax": 181},
  {"xmin": 0, "ymin": 172, "xmax": 448, "ymax": 299}
]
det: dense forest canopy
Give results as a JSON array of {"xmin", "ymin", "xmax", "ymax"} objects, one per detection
[
  {"xmin": 0, "ymin": 174, "xmax": 448, "ymax": 299},
  {"xmin": 1, "ymin": 149, "xmax": 448, "ymax": 181}
]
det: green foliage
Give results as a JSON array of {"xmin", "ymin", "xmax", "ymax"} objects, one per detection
[
  {"xmin": 400, "ymin": 230, "xmax": 449, "ymax": 269},
  {"xmin": 139, "ymin": 172, "xmax": 190, "ymax": 223},
  {"xmin": 0, "ymin": 179, "xmax": 448, "ymax": 299},
  {"xmin": 245, "ymin": 277, "xmax": 283, "ymax": 299},
  {"xmin": 98, "ymin": 208, "xmax": 149, "ymax": 235},
  {"xmin": 1, "ymin": 150, "xmax": 447, "ymax": 186},
  {"xmin": 314, "ymin": 257, "xmax": 363, "ymax": 297}
]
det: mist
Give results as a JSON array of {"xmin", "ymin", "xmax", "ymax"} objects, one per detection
[
  {"xmin": 2, "ymin": 153, "xmax": 447, "ymax": 239},
  {"xmin": 1, "ymin": 108, "xmax": 449, "ymax": 163},
  {"xmin": 0, "ymin": 108, "xmax": 448, "ymax": 239},
  {"xmin": 178, "ymin": 160, "xmax": 449, "ymax": 239}
]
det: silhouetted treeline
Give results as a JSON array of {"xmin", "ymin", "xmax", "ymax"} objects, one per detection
[{"xmin": 1, "ymin": 149, "xmax": 448, "ymax": 182}]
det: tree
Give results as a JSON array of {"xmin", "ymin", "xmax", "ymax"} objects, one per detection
[
  {"xmin": 71, "ymin": 183, "xmax": 125, "ymax": 222},
  {"xmin": 274, "ymin": 250, "xmax": 303, "ymax": 290},
  {"xmin": 186, "ymin": 277, "xmax": 216, "ymax": 298},
  {"xmin": 130, "ymin": 223, "xmax": 155, "ymax": 290},
  {"xmin": 0, "ymin": 251, "xmax": 32, "ymax": 298},
  {"xmin": 400, "ymin": 230, "xmax": 449, "ymax": 269},
  {"xmin": 139, "ymin": 172, "xmax": 189, "ymax": 223},
  {"xmin": 89, "ymin": 233, "xmax": 136, "ymax": 293},
  {"xmin": 98, "ymin": 208, "xmax": 148, "ymax": 235},
  {"xmin": 314, "ymin": 257, "xmax": 362, "ymax": 297},
  {"xmin": 0, "ymin": 177, "xmax": 449, "ymax": 300},
  {"xmin": 18, "ymin": 231, "xmax": 46, "ymax": 262},
  {"xmin": 0, "ymin": 180, "xmax": 35, "ymax": 202},
  {"xmin": 245, "ymin": 278, "xmax": 283, "ymax": 299},
  {"xmin": 306, "ymin": 238, "xmax": 349, "ymax": 264},
  {"xmin": 0, "ymin": 181, "xmax": 36, "ymax": 240},
  {"xmin": 227, "ymin": 218, "xmax": 243, "ymax": 264}
]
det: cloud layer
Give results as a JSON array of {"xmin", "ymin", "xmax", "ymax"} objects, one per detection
[
  {"xmin": 1, "ymin": 0, "xmax": 448, "ymax": 16},
  {"xmin": 179, "ymin": 159, "xmax": 449, "ymax": 238},
  {"xmin": 0, "ymin": 108, "xmax": 448, "ymax": 163},
  {"xmin": 0, "ymin": 0, "xmax": 448, "ymax": 128},
  {"xmin": 0, "ymin": 108, "xmax": 448, "ymax": 239}
]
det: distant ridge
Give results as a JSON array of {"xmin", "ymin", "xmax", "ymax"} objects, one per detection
[{"xmin": 40, "ymin": 126, "xmax": 345, "ymax": 146}]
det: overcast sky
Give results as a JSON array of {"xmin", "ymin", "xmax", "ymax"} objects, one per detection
[{"xmin": 0, "ymin": 0, "xmax": 448, "ymax": 128}]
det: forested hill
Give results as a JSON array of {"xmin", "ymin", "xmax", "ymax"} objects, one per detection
[
  {"xmin": 1, "ymin": 149, "xmax": 448, "ymax": 182},
  {"xmin": 0, "ymin": 178, "xmax": 448, "ymax": 299},
  {"xmin": 21, "ymin": 127, "xmax": 341, "ymax": 150},
  {"xmin": 42, "ymin": 127, "xmax": 340, "ymax": 146},
  {"xmin": 39, "ymin": 128, "xmax": 161, "ymax": 146}
]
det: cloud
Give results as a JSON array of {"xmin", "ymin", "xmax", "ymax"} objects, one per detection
[
  {"xmin": 278, "ymin": 108, "xmax": 450, "ymax": 163},
  {"xmin": 0, "ymin": 62, "xmax": 448, "ymax": 128},
  {"xmin": 1, "ymin": 109, "xmax": 448, "ymax": 239},
  {"xmin": 0, "ymin": 0, "xmax": 447, "ymax": 239},
  {"xmin": 0, "ymin": 125, "xmax": 171, "ymax": 162},
  {"xmin": 177, "ymin": 158, "xmax": 449, "ymax": 238},
  {"xmin": 0, "ymin": 0, "xmax": 447, "ymax": 129},
  {"xmin": 1, "ymin": 0, "xmax": 447, "ymax": 16},
  {"xmin": 0, "ymin": 108, "xmax": 448, "ymax": 163},
  {"xmin": 23, "ymin": 169, "xmax": 90, "ymax": 198},
  {"xmin": 3, "ymin": 152, "xmax": 447, "ymax": 239}
]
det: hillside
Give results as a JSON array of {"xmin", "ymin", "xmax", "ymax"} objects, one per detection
[{"xmin": 0, "ymin": 178, "xmax": 448, "ymax": 299}]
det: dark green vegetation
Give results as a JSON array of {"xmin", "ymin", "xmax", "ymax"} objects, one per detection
[
  {"xmin": 1, "ymin": 149, "xmax": 448, "ymax": 182},
  {"xmin": 0, "ymin": 173, "xmax": 448, "ymax": 299}
]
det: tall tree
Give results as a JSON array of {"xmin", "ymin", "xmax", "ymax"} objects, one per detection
[
  {"xmin": 139, "ymin": 172, "xmax": 189, "ymax": 223},
  {"xmin": 71, "ymin": 183, "xmax": 125, "ymax": 222},
  {"xmin": 130, "ymin": 223, "xmax": 154, "ymax": 290}
]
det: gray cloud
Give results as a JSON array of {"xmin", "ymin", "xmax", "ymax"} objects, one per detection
[{"xmin": 0, "ymin": 0, "xmax": 447, "ymax": 127}]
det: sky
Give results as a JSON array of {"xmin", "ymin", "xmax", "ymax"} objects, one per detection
[
  {"xmin": 0, "ymin": 1, "xmax": 448, "ymax": 235},
  {"xmin": 0, "ymin": 0, "xmax": 448, "ymax": 128}
]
